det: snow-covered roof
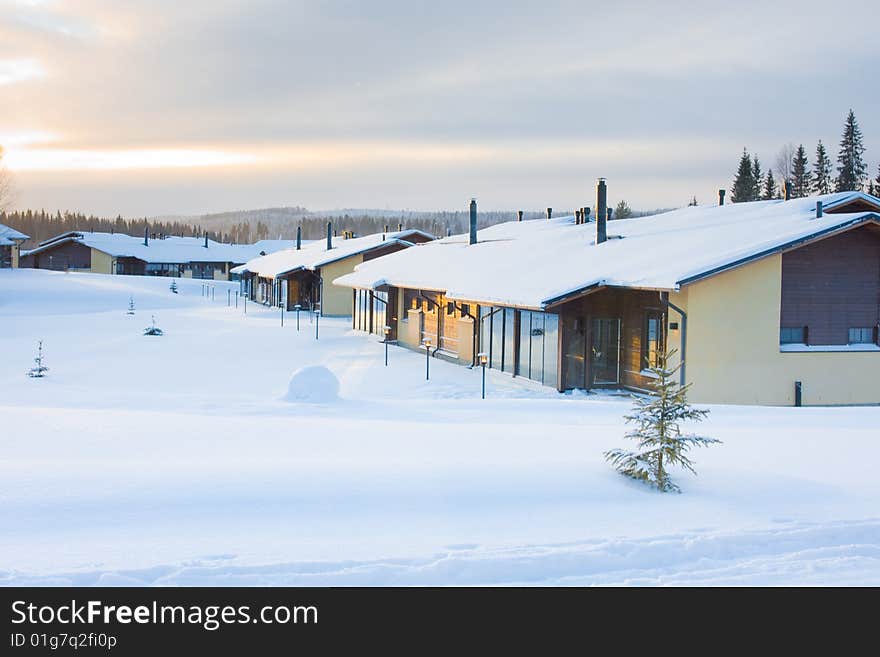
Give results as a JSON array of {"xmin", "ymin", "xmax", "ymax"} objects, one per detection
[
  {"xmin": 0, "ymin": 223, "xmax": 29, "ymax": 246},
  {"xmin": 333, "ymin": 192, "xmax": 880, "ymax": 310},
  {"xmin": 232, "ymin": 229, "xmax": 435, "ymax": 278},
  {"xmin": 22, "ymin": 231, "xmax": 295, "ymax": 264}
]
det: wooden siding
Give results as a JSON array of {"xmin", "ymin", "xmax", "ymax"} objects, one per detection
[
  {"xmin": 556, "ymin": 288, "xmax": 666, "ymax": 391},
  {"xmin": 23, "ymin": 241, "xmax": 92, "ymax": 270},
  {"xmin": 780, "ymin": 225, "xmax": 880, "ymax": 345}
]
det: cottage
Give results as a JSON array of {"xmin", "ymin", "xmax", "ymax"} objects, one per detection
[
  {"xmin": 19, "ymin": 231, "xmax": 294, "ymax": 279},
  {"xmin": 0, "ymin": 223, "xmax": 29, "ymax": 268},
  {"xmin": 232, "ymin": 226, "xmax": 434, "ymax": 315},
  {"xmin": 334, "ymin": 186, "xmax": 880, "ymax": 406}
]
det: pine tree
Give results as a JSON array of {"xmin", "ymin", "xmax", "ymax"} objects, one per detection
[
  {"xmin": 751, "ymin": 156, "xmax": 763, "ymax": 201},
  {"xmin": 791, "ymin": 145, "xmax": 811, "ymax": 198},
  {"xmin": 127, "ymin": 296, "xmax": 135, "ymax": 315},
  {"xmin": 605, "ymin": 349, "xmax": 720, "ymax": 493},
  {"xmin": 763, "ymin": 169, "xmax": 778, "ymax": 200},
  {"xmin": 731, "ymin": 149, "xmax": 756, "ymax": 203},
  {"xmin": 812, "ymin": 140, "xmax": 833, "ymax": 195},
  {"xmin": 835, "ymin": 109, "xmax": 868, "ymax": 192},
  {"xmin": 614, "ymin": 200, "xmax": 633, "ymax": 219},
  {"xmin": 27, "ymin": 340, "xmax": 49, "ymax": 378},
  {"xmin": 143, "ymin": 315, "xmax": 164, "ymax": 336}
]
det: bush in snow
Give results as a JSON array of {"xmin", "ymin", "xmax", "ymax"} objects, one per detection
[
  {"xmin": 283, "ymin": 366, "xmax": 339, "ymax": 403},
  {"xmin": 605, "ymin": 349, "xmax": 719, "ymax": 493},
  {"xmin": 143, "ymin": 315, "xmax": 164, "ymax": 336},
  {"xmin": 27, "ymin": 340, "xmax": 49, "ymax": 378},
  {"xmin": 127, "ymin": 296, "xmax": 136, "ymax": 315}
]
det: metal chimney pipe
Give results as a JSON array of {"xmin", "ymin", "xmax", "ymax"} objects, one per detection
[
  {"xmin": 144, "ymin": 226, "xmax": 148, "ymax": 247},
  {"xmin": 384, "ymin": 224, "xmax": 389, "ymax": 234},
  {"xmin": 469, "ymin": 198, "xmax": 478, "ymax": 245},
  {"xmin": 575, "ymin": 210, "xmax": 581, "ymax": 224},
  {"xmin": 607, "ymin": 207, "xmax": 613, "ymax": 222},
  {"xmin": 296, "ymin": 225, "xmax": 302, "ymax": 250},
  {"xmin": 327, "ymin": 222, "xmax": 332, "ymax": 250},
  {"xmin": 517, "ymin": 210, "xmax": 523, "ymax": 222},
  {"xmin": 784, "ymin": 181, "xmax": 793, "ymax": 201},
  {"xmin": 718, "ymin": 189, "xmax": 726, "ymax": 206},
  {"xmin": 397, "ymin": 223, "xmax": 402, "ymax": 232},
  {"xmin": 596, "ymin": 179, "xmax": 607, "ymax": 244},
  {"xmin": 546, "ymin": 207, "xmax": 552, "ymax": 220},
  {"xmin": 584, "ymin": 207, "xmax": 591, "ymax": 222},
  {"xmin": 816, "ymin": 201, "xmax": 824, "ymax": 218},
  {"xmin": 204, "ymin": 231, "xmax": 208, "ymax": 248}
]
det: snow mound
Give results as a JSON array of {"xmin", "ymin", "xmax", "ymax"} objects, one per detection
[{"xmin": 283, "ymin": 366, "xmax": 340, "ymax": 403}]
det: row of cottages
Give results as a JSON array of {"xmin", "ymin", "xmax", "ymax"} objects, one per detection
[
  {"xmin": 334, "ymin": 184, "xmax": 880, "ymax": 406},
  {"xmin": 232, "ymin": 227, "xmax": 434, "ymax": 316},
  {"xmin": 0, "ymin": 223, "xmax": 29, "ymax": 268},
  {"xmin": 19, "ymin": 230, "xmax": 294, "ymax": 279}
]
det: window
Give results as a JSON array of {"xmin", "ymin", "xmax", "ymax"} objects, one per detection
[
  {"xmin": 446, "ymin": 301, "xmax": 455, "ymax": 316},
  {"xmin": 780, "ymin": 326, "xmax": 806, "ymax": 344},
  {"xmin": 848, "ymin": 327, "xmax": 874, "ymax": 344},
  {"xmin": 643, "ymin": 311, "xmax": 663, "ymax": 369}
]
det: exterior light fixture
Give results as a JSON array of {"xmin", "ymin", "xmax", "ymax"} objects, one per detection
[
  {"xmin": 478, "ymin": 352, "xmax": 488, "ymax": 399},
  {"xmin": 294, "ymin": 304, "xmax": 302, "ymax": 331}
]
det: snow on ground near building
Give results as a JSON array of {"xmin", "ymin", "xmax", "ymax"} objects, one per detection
[{"xmin": 1, "ymin": 269, "xmax": 878, "ymax": 586}]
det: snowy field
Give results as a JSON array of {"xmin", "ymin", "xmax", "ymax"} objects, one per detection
[{"xmin": 1, "ymin": 269, "xmax": 878, "ymax": 586}]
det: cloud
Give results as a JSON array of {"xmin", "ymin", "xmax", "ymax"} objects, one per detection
[{"xmin": 0, "ymin": 57, "xmax": 44, "ymax": 85}]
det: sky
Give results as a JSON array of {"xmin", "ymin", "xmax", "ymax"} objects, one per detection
[{"xmin": 1, "ymin": 0, "xmax": 878, "ymax": 217}]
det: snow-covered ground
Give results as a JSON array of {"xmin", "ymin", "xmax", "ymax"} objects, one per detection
[{"xmin": 1, "ymin": 269, "xmax": 878, "ymax": 586}]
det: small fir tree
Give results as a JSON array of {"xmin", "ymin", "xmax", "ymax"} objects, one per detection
[
  {"xmin": 605, "ymin": 349, "xmax": 720, "ymax": 493},
  {"xmin": 614, "ymin": 200, "xmax": 633, "ymax": 219},
  {"xmin": 835, "ymin": 109, "xmax": 867, "ymax": 192},
  {"xmin": 791, "ymin": 145, "xmax": 811, "ymax": 198},
  {"xmin": 143, "ymin": 315, "xmax": 164, "ymax": 336},
  {"xmin": 27, "ymin": 340, "xmax": 49, "ymax": 378},
  {"xmin": 762, "ymin": 169, "xmax": 778, "ymax": 200},
  {"xmin": 127, "ymin": 296, "xmax": 135, "ymax": 315},
  {"xmin": 751, "ymin": 156, "xmax": 763, "ymax": 201},
  {"xmin": 813, "ymin": 140, "xmax": 833, "ymax": 195},
  {"xmin": 169, "ymin": 280, "xmax": 178, "ymax": 293},
  {"xmin": 731, "ymin": 148, "xmax": 756, "ymax": 203},
  {"xmin": 873, "ymin": 163, "xmax": 880, "ymax": 197}
]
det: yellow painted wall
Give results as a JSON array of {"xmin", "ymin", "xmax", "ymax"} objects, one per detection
[
  {"xmin": 321, "ymin": 255, "xmax": 364, "ymax": 316},
  {"xmin": 676, "ymin": 254, "xmax": 879, "ymax": 406},
  {"xmin": 183, "ymin": 270, "xmax": 193, "ymax": 279},
  {"xmin": 89, "ymin": 249, "xmax": 113, "ymax": 274},
  {"xmin": 400, "ymin": 309, "xmax": 422, "ymax": 347},
  {"xmin": 456, "ymin": 317, "xmax": 475, "ymax": 364},
  {"xmin": 213, "ymin": 268, "xmax": 229, "ymax": 281}
]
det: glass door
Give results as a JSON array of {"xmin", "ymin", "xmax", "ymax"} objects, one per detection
[{"xmin": 590, "ymin": 318, "xmax": 621, "ymax": 385}]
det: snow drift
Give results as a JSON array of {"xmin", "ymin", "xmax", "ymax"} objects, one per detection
[{"xmin": 283, "ymin": 365, "xmax": 340, "ymax": 403}]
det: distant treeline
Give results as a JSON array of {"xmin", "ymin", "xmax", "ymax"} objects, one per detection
[
  {"xmin": 0, "ymin": 210, "xmax": 229, "ymax": 250},
  {"xmin": 2, "ymin": 205, "xmax": 665, "ymax": 250}
]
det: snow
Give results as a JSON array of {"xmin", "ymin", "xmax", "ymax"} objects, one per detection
[
  {"xmin": 0, "ymin": 222, "xmax": 28, "ymax": 246},
  {"xmin": 283, "ymin": 365, "xmax": 340, "ymax": 403},
  {"xmin": 233, "ymin": 229, "xmax": 434, "ymax": 279},
  {"xmin": 1, "ymin": 268, "xmax": 879, "ymax": 586},
  {"xmin": 22, "ymin": 231, "xmax": 296, "ymax": 264},
  {"xmin": 780, "ymin": 343, "xmax": 880, "ymax": 352},
  {"xmin": 334, "ymin": 192, "xmax": 880, "ymax": 310}
]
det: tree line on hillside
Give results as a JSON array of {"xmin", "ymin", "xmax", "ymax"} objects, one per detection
[{"xmin": 728, "ymin": 109, "xmax": 880, "ymax": 203}]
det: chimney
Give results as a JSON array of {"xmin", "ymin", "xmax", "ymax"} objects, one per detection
[
  {"xmin": 596, "ymin": 178, "xmax": 608, "ymax": 244},
  {"xmin": 144, "ymin": 226, "xmax": 148, "ymax": 246},
  {"xmin": 204, "ymin": 231, "xmax": 208, "ymax": 248},
  {"xmin": 575, "ymin": 209, "xmax": 581, "ymax": 224},
  {"xmin": 607, "ymin": 207, "xmax": 613, "ymax": 222},
  {"xmin": 397, "ymin": 223, "xmax": 402, "ymax": 232},
  {"xmin": 446, "ymin": 227, "xmax": 452, "ymax": 237},
  {"xmin": 784, "ymin": 181, "xmax": 793, "ymax": 201},
  {"xmin": 469, "ymin": 198, "xmax": 478, "ymax": 245},
  {"xmin": 327, "ymin": 222, "xmax": 332, "ymax": 250},
  {"xmin": 384, "ymin": 224, "xmax": 389, "ymax": 234},
  {"xmin": 517, "ymin": 210, "xmax": 523, "ymax": 222},
  {"xmin": 816, "ymin": 201, "xmax": 824, "ymax": 218},
  {"xmin": 718, "ymin": 189, "xmax": 726, "ymax": 206},
  {"xmin": 546, "ymin": 207, "xmax": 552, "ymax": 220},
  {"xmin": 296, "ymin": 225, "xmax": 302, "ymax": 250},
  {"xmin": 584, "ymin": 207, "xmax": 591, "ymax": 222}
]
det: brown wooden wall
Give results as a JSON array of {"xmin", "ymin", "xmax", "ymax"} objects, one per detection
[
  {"xmin": 780, "ymin": 225, "xmax": 880, "ymax": 345},
  {"xmin": 556, "ymin": 288, "xmax": 666, "ymax": 391},
  {"xmin": 21, "ymin": 241, "xmax": 91, "ymax": 270}
]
